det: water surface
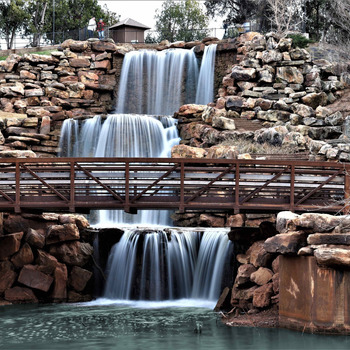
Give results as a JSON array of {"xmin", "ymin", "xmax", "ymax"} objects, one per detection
[{"xmin": 0, "ymin": 301, "xmax": 349, "ymax": 350}]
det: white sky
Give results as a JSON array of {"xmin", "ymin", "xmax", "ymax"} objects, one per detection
[{"xmin": 98, "ymin": 0, "xmax": 223, "ymax": 31}]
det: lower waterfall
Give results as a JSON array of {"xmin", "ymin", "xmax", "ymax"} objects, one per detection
[{"xmin": 103, "ymin": 228, "xmax": 233, "ymax": 302}]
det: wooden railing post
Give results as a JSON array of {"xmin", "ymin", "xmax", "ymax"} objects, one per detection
[
  {"xmin": 344, "ymin": 165, "xmax": 350, "ymax": 214},
  {"xmin": 180, "ymin": 161, "xmax": 185, "ymax": 213},
  {"xmin": 290, "ymin": 164, "xmax": 295, "ymax": 212},
  {"xmin": 69, "ymin": 161, "xmax": 75, "ymax": 212},
  {"xmin": 15, "ymin": 161, "xmax": 20, "ymax": 213},
  {"xmin": 234, "ymin": 163, "xmax": 239, "ymax": 214},
  {"xmin": 125, "ymin": 161, "xmax": 130, "ymax": 213}
]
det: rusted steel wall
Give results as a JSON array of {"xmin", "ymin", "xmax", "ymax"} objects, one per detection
[{"xmin": 279, "ymin": 256, "xmax": 350, "ymax": 334}]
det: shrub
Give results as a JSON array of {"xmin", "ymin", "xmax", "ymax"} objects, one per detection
[{"xmin": 288, "ymin": 34, "xmax": 314, "ymax": 49}]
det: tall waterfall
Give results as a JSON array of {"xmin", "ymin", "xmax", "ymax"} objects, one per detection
[
  {"xmin": 103, "ymin": 229, "xmax": 233, "ymax": 301},
  {"xmin": 195, "ymin": 44, "xmax": 217, "ymax": 105},
  {"xmin": 115, "ymin": 48, "xmax": 199, "ymax": 115}
]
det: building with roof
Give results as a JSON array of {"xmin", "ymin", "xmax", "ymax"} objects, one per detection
[{"xmin": 109, "ymin": 18, "xmax": 151, "ymax": 43}]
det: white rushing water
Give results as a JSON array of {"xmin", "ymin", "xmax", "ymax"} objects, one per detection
[
  {"xmin": 103, "ymin": 228, "xmax": 233, "ymax": 302},
  {"xmin": 195, "ymin": 44, "xmax": 217, "ymax": 105},
  {"xmin": 59, "ymin": 114, "xmax": 180, "ymax": 225},
  {"xmin": 59, "ymin": 46, "xmax": 217, "ymax": 226}
]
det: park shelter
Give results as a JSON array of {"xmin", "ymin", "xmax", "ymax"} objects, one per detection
[{"xmin": 109, "ymin": 18, "xmax": 151, "ymax": 43}]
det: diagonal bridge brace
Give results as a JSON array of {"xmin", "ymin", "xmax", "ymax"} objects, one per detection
[
  {"xmin": 20, "ymin": 164, "xmax": 69, "ymax": 202},
  {"xmin": 74, "ymin": 163, "xmax": 124, "ymax": 202},
  {"xmin": 130, "ymin": 163, "xmax": 180, "ymax": 203},
  {"xmin": 240, "ymin": 166, "xmax": 291, "ymax": 205},
  {"xmin": 185, "ymin": 164, "xmax": 235, "ymax": 204},
  {"xmin": 295, "ymin": 168, "xmax": 344, "ymax": 206}
]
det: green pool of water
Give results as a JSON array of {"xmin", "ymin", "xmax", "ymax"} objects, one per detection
[{"xmin": 0, "ymin": 300, "xmax": 349, "ymax": 350}]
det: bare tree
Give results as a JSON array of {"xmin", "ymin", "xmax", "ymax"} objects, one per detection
[{"xmin": 255, "ymin": 0, "xmax": 303, "ymax": 35}]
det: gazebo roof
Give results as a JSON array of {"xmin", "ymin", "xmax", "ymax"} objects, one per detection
[{"xmin": 109, "ymin": 18, "xmax": 151, "ymax": 30}]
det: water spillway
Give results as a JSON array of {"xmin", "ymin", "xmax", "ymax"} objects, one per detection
[{"xmin": 103, "ymin": 228, "xmax": 233, "ymax": 301}]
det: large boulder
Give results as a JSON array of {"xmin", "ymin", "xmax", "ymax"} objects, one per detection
[
  {"xmin": 4, "ymin": 286, "xmax": 38, "ymax": 303},
  {"xmin": 171, "ymin": 144, "xmax": 207, "ymax": 158},
  {"xmin": 36, "ymin": 250, "xmax": 59, "ymax": 274},
  {"xmin": 69, "ymin": 266, "xmax": 93, "ymax": 292},
  {"xmin": 264, "ymin": 231, "xmax": 308, "ymax": 255},
  {"xmin": 314, "ymin": 247, "xmax": 350, "ymax": 268},
  {"xmin": 48, "ymin": 241, "xmax": 93, "ymax": 267},
  {"xmin": 46, "ymin": 223, "xmax": 80, "ymax": 245},
  {"xmin": 18, "ymin": 265, "xmax": 54, "ymax": 292},
  {"xmin": 252, "ymin": 283, "xmax": 274, "ymax": 308},
  {"xmin": 0, "ymin": 232, "xmax": 24, "ymax": 260},
  {"xmin": 10, "ymin": 243, "xmax": 34, "ymax": 268},
  {"xmin": 51, "ymin": 263, "xmax": 68, "ymax": 301},
  {"xmin": 250, "ymin": 267, "xmax": 274, "ymax": 286},
  {"xmin": 234, "ymin": 264, "xmax": 257, "ymax": 287},
  {"xmin": 246, "ymin": 241, "xmax": 274, "ymax": 267},
  {"xmin": 0, "ymin": 261, "xmax": 17, "ymax": 293}
]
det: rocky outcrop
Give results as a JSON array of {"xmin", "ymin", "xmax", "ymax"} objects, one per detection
[
  {"xmin": 173, "ymin": 33, "xmax": 350, "ymax": 162},
  {"xmin": 0, "ymin": 213, "xmax": 93, "ymax": 304}
]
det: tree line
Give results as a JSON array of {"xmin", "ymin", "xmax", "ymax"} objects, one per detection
[
  {"xmin": 1, "ymin": 0, "xmax": 349, "ymax": 49},
  {"xmin": 0, "ymin": 0, "xmax": 119, "ymax": 49}
]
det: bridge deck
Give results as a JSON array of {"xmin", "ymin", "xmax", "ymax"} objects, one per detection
[{"xmin": 0, "ymin": 157, "xmax": 348, "ymax": 214}]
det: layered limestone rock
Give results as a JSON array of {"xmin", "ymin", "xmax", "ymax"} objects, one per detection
[
  {"xmin": 173, "ymin": 32, "xmax": 350, "ymax": 162},
  {"xmin": 0, "ymin": 213, "xmax": 93, "ymax": 304}
]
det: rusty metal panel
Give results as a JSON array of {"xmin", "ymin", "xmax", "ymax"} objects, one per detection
[{"xmin": 280, "ymin": 255, "xmax": 350, "ymax": 334}]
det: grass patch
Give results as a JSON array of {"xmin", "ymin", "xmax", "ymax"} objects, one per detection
[{"xmin": 0, "ymin": 49, "xmax": 55, "ymax": 61}]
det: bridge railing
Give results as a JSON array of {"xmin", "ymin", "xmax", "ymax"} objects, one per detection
[{"xmin": 0, "ymin": 157, "xmax": 348, "ymax": 214}]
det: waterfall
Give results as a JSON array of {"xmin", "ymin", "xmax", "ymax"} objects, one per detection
[
  {"xmin": 115, "ymin": 49, "xmax": 199, "ymax": 115},
  {"xmin": 59, "ymin": 114, "xmax": 180, "ymax": 225},
  {"xmin": 103, "ymin": 228, "xmax": 233, "ymax": 301},
  {"xmin": 195, "ymin": 44, "xmax": 217, "ymax": 105}
]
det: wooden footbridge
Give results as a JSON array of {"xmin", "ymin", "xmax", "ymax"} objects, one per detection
[{"xmin": 0, "ymin": 157, "xmax": 349, "ymax": 214}]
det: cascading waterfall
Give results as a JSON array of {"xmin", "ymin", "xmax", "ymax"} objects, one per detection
[
  {"xmin": 103, "ymin": 229, "xmax": 233, "ymax": 301},
  {"xmin": 115, "ymin": 48, "xmax": 199, "ymax": 115},
  {"xmin": 195, "ymin": 44, "xmax": 217, "ymax": 105},
  {"xmin": 59, "ymin": 114, "xmax": 180, "ymax": 225}
]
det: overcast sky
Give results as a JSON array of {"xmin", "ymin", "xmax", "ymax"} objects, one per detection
[{"xmin": 98, "ymin": 0, "xmax": 223, "ymax": 30}]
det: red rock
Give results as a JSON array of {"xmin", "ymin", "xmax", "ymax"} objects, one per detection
[
  {"xmin": 198, "ymin": 214, "xmax": 225, "ymax": 227},
  {"xmin": 5, "ymin": 286, "xmax": 38, "ymax": 303},
  {"xmin": 40, "ymin": 116, "xmax": 51, "ymax": 135},
  {"xmin": 46, "ymin": 223, "xmax": 80, "ymax": 245},
  {"xmin": 91, "ymin": 40, "xmax": 117, "ymax": 52},
  {"xmin": 58, "ymin": 214, "xmax": 90, "ymax": 229},
  {"xmin": 271, "ymin": 256, "xmax": 280, "ymax": 273},
  {"xmin": 92, "ymin": 60, "xmax": 111, "ymax": 70},
  {"xmin": 18, "ymin": 265, "xmax": 53, "ymax": 292},
  {"xmin": 36, "ymin": 250, "xmax": 59, "ymax": 274},
  {"xmin": 10, "ymin": 243, "xmax": 34, "ymax": 269},
  {"xmin": 67, "ymin": 290, "xmax": 92, "ymax": 303},
  {"xmin": 253, "ymin": 283, "xmax": 273, "ymax": 308},
  {"xmin": 69, "ymin": 266, "xmax": 92, "ymax": 292},
  {"xmin": 231, "ymin": 285, "xmax": 258, "ymax": 304},
  {"xmin": 171, "ymin": 144, "xmax": 207, "ymax": 158},
  {"xmin": 246, "ymin": 241, "xmax": 274, "ymax": 268},
  {"xmin": 0, "ymin": 261, "xmax": 17, "ymax": 293},
  {"xmin": 69, "ymin": 58, "xmax": 91, "ymax": 68},
  {"xmin": 20, "ymin": 70, "xmax": 36, "ymax": 80},
  {"xmin": 59, "ymin": 76, "xmax": 79, "ymax": 84},
  {"xmin": 272, "ymin": 273, "xmax": 279, "ymax": 294},
  {"xmin": 51, "ymin": 263, "xmax": 68, "ymax": 301},
  {"xmin": 264, "ymin": 231, "xmax": 308, "ymax": 255},
  {"xmin": 48, "ymin": 241, "xmax": 93, "ymax": 267},
  {"xmin": 226, "ymin": 214, "xmax": 245, "ymax": 227},
  {"xmin": 25, "ymin": 228, "xmax": 45, "ymax": 248},
  {"xmin": 250, "ymin": 267, "xmax": 273, "ymax": 286},
  {"xmin": 0, "ymin": 232, "xmax": 24, "ymax": 260},
  {"xmin": 234, "ymin": 264, "xmax": 257, "ymax": 287}
]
